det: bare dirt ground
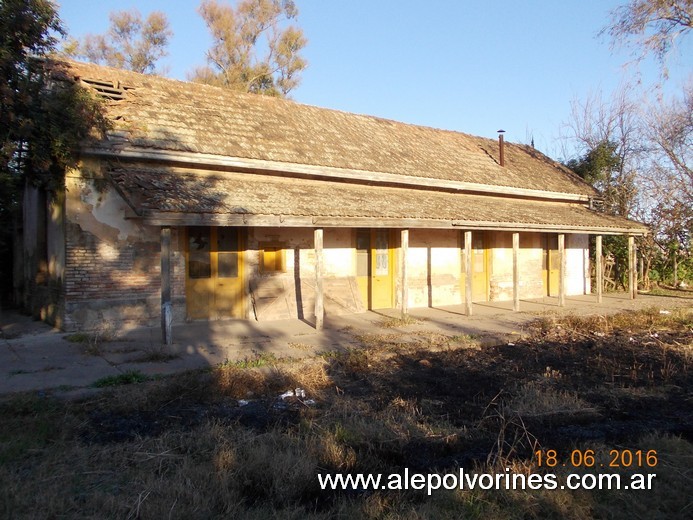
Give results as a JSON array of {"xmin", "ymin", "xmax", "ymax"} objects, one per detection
[{"xmin": 1, "ymin": 304, "xmax": 692, "ymax": 519}]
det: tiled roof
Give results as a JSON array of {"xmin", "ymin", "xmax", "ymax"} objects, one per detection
[
  {"xmin": 108, "ymin": 166, "xmax": 648, "ymax": 234},
  {"xmin": 59, "ymin": 60, "xmax": 597, "ymax": 196}
]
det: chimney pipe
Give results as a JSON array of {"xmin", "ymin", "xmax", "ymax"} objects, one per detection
[{"xmin": 498, "ymin": 129, "xmax": 506, "ymax": 167}]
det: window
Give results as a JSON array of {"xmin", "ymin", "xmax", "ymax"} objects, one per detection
[
  {"xmin": 259, "ymin": 244, "xmax": 285, "ymax": 273},
  {"xmin": 188, "ymin": 227, "xmax": 211, "ymax": 279},
  {"xmin": 472, "ymin": 233, "xmax": 485, "ymax": 274},
  {"xmin": 356, "ymin": 230, "xmax": 370, "ymax": 277},
  {"xmin": 217, "ymin": 227, "xmax": 239, "ymax": 278},
  {"xmin": 374, "ymin": 229, "xmax": 389, "ymax": 275}
]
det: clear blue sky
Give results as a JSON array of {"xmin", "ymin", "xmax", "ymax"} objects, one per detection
[{"xmin": 55, "ymin": 1, "xmax": 691, "ymax": 161}]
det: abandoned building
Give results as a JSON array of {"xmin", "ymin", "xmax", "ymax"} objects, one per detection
[{"xmin": 17, "ymin": 59, "xmax": 648, "ymax": 339}]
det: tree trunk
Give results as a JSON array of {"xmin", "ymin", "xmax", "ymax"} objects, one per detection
[{"xmin": 673, "ymin": 253, "xmax": 678, "ymax": 287}]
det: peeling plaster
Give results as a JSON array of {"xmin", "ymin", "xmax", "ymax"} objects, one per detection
[{"xmin": 67, "ymin": 176, "xmax": 150, "ymax": 244}]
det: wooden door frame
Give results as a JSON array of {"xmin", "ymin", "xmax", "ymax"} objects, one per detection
[
  {"xmin": 354, "ymin": 228, "xmax": 395, "ymax": 310},
  {"xmin": 185, "ymin": 226, "xmax": 245, "ymax": 320}
]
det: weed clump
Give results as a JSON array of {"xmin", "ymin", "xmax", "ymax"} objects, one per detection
[{"xmin": 92, "ymin": 370, "xmax": 148, "ymax": 388}]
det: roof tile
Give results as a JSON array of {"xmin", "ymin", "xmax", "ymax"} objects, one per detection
[{"xmin": 61, "ymin": 60, "xmax": 595, "ymax": 196}]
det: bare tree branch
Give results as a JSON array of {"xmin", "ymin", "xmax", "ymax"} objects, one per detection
[{"xmin": 602, "ymin": 0, "xmax": 693, "ymax": 77}]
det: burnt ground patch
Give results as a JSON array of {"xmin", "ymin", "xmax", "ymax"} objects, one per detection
[
  {"xmin": 78, "ymin": 313, "xmax": 692, "ymax": 472},
  {"xmin": 8, "ymin": 307, "xmax": 690, "ymax": 519}
]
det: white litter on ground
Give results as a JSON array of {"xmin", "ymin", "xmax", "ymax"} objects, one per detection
[{"xmin": 279, "ymin": 388, "xmax": 307, "ymax": 400}]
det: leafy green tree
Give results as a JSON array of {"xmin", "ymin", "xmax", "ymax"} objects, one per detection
[
  {"xmin": 192, "ymin": 0, "xmax": 307, "ymax": 97},
  {"xmin": 1, "ymin": 0, "xmax": 63, "ymax": 304},
  {"xmin": 566, "ymin": 142, "xmax": 635, "ymax": 290},
  {"xmin": 63, "ymin": 9, "xmax": 172, "ymax": 74},
  {"xmin": 0, "ymin": 0, "xmax": 109, "ymax": 303},
  {"xmin": 565, "ymin": 140, "xmax": 637, "ymax": 218},
  {"xmin": 1, "ymin": 0, "xmax": 61, "ymax": 179},
  {"xmin": 1, "ymin": 0, "xmax": 108, "ymax": 190}
]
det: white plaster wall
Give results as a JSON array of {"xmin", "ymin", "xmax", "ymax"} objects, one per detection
[
  {"xmin": 488, "ymin": 233, "xmax": 513, "ymax": 301},
  {"xmin": 407, "ymin": 229, "xmax": 460, "ymax": 308},
  {"xmin": 406, "ymin": 245, "xmax": 430, "ymax": 307},
  {"xmin": 566, "ymin": 234, "xmax": 590, "ymax": 295},
  {"xmin": 488, "ymin": 232, "xmax": 545, "ymax": 301},
  {"xmin": 323, "ymin": 228, "xmax": 354, "ymax": 276}
]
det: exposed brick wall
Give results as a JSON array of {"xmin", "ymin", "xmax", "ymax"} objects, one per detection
[{"xmin": 64, "ymin": 223, "xmax": 161, "ymax": 303}]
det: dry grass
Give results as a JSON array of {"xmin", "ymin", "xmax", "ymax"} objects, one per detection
[
  {"xmin": 1, "ymin": 307, "xmax": 691, "ymax": 518},
  {"xmin": 380, "ymin": 314, "xmax": 424, "ymax": 328},
  {"xmin": 65, "ymin": 320, "xmax": 118, "ymax": 355},
  {"xmin": 527, "ymin": 306, "xmax": 693, "ymax": 341}
]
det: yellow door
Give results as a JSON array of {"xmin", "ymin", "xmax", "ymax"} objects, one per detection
[
  {"xmin": 356, "ymin": 229, "xmax": 394, "ymax": 309},
  {"xmin": 372, "ymin": 229, "xmax": 394, "ymax": 309},
  {"xmin": 544, "ymin": 234, "xmax": 560, "ymax": 296},
  {"xmin": 186, "ymin": 226, "xmax": 244, "ymax": 320}
]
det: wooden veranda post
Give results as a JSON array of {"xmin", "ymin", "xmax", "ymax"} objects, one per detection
[
  {"xmin": 160, "ymin": 226, "xmax": 173, "ymax": 345},
  {"xmin": 401, "ymin": 229, "xmax": 409, "ymax": 318},
  {"xmin": 558, "ymin": 233, "xmax": 566, "ymax": 307},
  {"xmin": 464, "ymin": 231, "xmax": 473, "ymax": 316},
  {"xmin": 512, "ymin": 232, "xmax": 520, "ymax": 311},
  {"xmin": 596, "ymin": 235, "xmax": 603, "ymax": 304},
  {"xmin": 314, "ymin": 228, "xmax": 324, "ymax": 330},
  {"xmin": 628, "ymin": 235, "xmax": 637, "ymax": 300}
]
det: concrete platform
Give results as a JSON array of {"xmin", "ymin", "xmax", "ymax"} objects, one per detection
[{"xmin": 1, "ymin": 292, "xmax": 689, "ymax": 396}]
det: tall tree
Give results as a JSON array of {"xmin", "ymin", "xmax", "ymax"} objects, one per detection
[
  {"xmin": 64, "ymin": 9, "xmax": 172, "ymax": 74},
  {"xmin": 646, "ymin": 81, "xmax": 693, "ymax": 214},
  {"xmin": 1, "ymin": 0, "xmax": 61, "ymax": 180},
  {"xmin": 562, "ymin": 87, "xmax": 643, "ymax": 218},
  {"xmin": 1, "ymin": 0, "xmax": 108, "ymax": 191},
  {"xmin": 192, "ymin": 0, "xmax": 307, "ymax": 97},
  {"xmin": 1, "ymin": 0, "xmax": 109, "ymax": 303},
  {"xmin": 602, "ymin": 0, "xmax": 693, "ymax": 75},
  {"xmin": 575, "ymin": 1, "xmax": 693, "ymax": 287},
  {"xmin": 644, "ymin": 81, "xmax": 693, "ymax": 282},
  {"xmin": 561, "ymin": 87, "xmax": 646, "ymax": 289}
]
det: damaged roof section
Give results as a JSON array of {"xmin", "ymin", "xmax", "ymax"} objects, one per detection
[{"xmin": 80, "ymin": 78, "xmax": 134, "ymax": 101}]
